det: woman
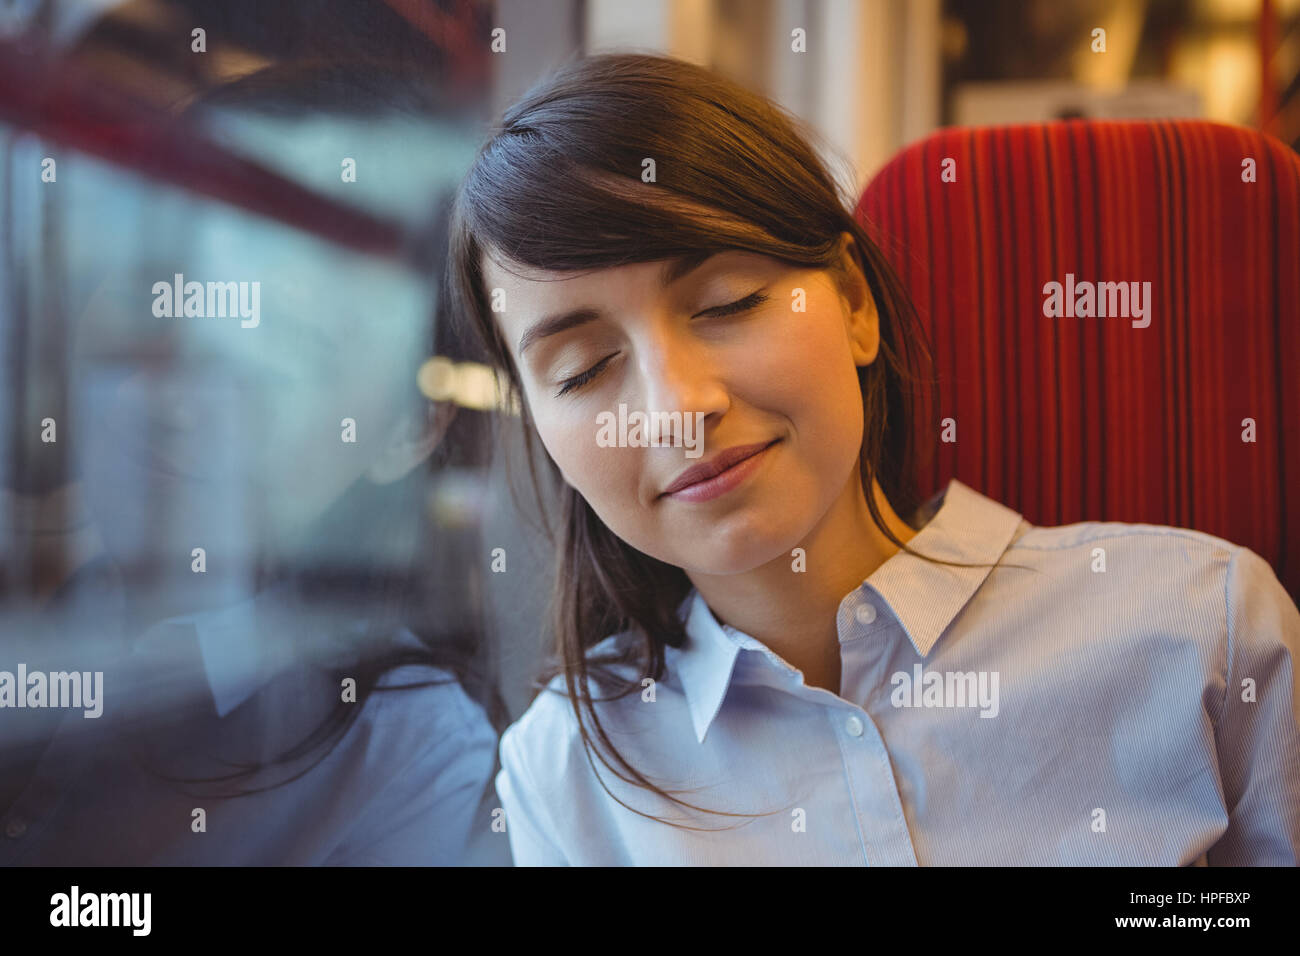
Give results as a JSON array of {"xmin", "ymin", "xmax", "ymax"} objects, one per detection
[{"xmin": 447, "ymin": 53, "xmax": 1300, "ymax": 865}]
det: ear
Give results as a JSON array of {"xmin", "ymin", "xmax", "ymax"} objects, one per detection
[
  {"xmin": 365, "ymin": 401, "xmax": 457, "ymax": 486},
  {"xmin": 835, "ymin": 231, "xmax": 880, "ymax": 367}
]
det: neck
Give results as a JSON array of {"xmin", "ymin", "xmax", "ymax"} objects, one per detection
[{"xmin": 686, "ymin": 466, "xmax": 916, "ymax": 695}]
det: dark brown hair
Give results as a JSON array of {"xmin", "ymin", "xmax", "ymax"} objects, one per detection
[{"xmin": 447, "ymin": 52, "xmax": 1002, "ymax": 828}]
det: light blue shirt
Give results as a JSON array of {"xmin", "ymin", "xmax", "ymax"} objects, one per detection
[
  {"xmin": 496, "ymin": 478, "xmax": 1300, "ymax": 865},
  {"xmin": 1, "ymin": 579, "xmax": 497, "ymax": 865}
]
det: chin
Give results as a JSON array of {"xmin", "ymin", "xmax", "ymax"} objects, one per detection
[{"xmin": 676, "ymin": 523, "xmax": 803, "ymax": 577}]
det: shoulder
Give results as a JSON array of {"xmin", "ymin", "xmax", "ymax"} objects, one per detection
[
  {"xmin": 498, "ymin": 676, "xmax": 573, "ymax": 798},
  {"xmin": 357, "ymin": 629, "xmax": 497, "ymax": 756},
  {"xmin": 499, "ymin": 630, "xmax": 649, "ymax": 791},
  {"xmin": 1221, "ymin": 546, "xmax": 1300, "ymax": 657},
  {"xmin": 1009, "ymin": 517, "xmax": 1244, "ymax": 563},
  {"xmin": 1007, "ymin": 519, "xmax": 1297, "ymax": 636},
  {"xmin": 1006, "ymin": 518, "xmax": 1243, "ymax": 591}
]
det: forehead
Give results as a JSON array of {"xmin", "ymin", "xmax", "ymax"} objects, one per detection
[
  {"xmin": 481, "ymin": 252, "xmax": 653, "ymax": 297},
  {"xmin": 480, "ymin": 247, "xmax": 771, "ymax": 303}
]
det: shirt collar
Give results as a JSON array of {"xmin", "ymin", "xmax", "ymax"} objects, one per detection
[
  {"xmin": 673, "ymin": 478, "xmax": 1026, "ymax": 744},
  {"xmin": 134, "ymin": 583, "xmax": 333, "ymax": 719}
]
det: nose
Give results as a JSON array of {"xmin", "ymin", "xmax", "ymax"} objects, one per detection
[{"xmin": 635, "ymin": 324, "xmax": 729, "ymax": 447}]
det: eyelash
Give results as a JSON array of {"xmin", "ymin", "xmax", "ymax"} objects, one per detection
[
  {"xmin": 553, "ymin": 290, "xmax": 770, "ymax": 397},
  {"xmin": 705, "ymin": 290, "xmax": 769, "ymax": 318},
  {"xmin": 556, "ymin": 352, "xmax": 617, "ymax": 397}
]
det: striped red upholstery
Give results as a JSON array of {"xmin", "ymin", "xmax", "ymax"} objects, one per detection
[{"xmin": 856, "ymin": 120, "xmax": 1300, "ymax": 603}]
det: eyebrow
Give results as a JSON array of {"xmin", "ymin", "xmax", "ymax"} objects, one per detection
[{"xmin": 516, "ymin": 250, "xmax": 716, "ymax": 355}]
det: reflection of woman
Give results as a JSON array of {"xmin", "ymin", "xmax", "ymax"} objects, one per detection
[
  {"xmin": 2, "ymin": 63, "xmax": 504, "ymax": 866},
  {"xmin": 447, "ymin": 54, "xmax": 1300, "ymax": 865}
]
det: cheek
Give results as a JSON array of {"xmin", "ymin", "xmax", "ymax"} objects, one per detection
[
  {"xmin": 535, "ymin": 409, "xmax": 632, "ymax": 494},
  {"xmin": 744, "ymin": 302, "xmax": 865, "ymax": 447},
  {"xmin": 533, "ymin": 408, "xmax": 655, "ymax": 545}
]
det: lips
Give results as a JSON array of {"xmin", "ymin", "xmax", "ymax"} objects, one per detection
[{"xmin": 660, "ymin": 439, "xmax": 779, "ymax": 496}]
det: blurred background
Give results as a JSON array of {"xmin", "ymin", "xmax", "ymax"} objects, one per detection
[{"xmin": 0, "ymin": 0, "xmax": 1296, "ymax": 866}]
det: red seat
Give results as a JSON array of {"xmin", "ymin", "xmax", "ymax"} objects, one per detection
[{"xmin": 857, "ymin": 119, "xmax": 1300, "ymax": 603}]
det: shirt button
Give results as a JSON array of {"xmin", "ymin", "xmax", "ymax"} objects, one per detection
[
  {"xmin": 855, "ymin": 603, "xmax": 877, "ymax": 625},
  {"xmin": 845, "ymin": 715, "xmax": 865, "ymax": 737},
  {"xmin": 5, "ymin": 819, "xmax": 27, "ymax": 839}
]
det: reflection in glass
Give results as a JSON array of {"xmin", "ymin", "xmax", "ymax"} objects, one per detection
[{"xmin": 0, "ymin": 55, "xmax": 506, "ymax": 866}]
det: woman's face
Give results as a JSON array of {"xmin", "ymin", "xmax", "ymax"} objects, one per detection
[{"xmin": 482, "ymin": 232, "xmax": 880, "ymax": 575}]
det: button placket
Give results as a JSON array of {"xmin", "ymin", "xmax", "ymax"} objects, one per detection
[{"xmin": 830, "ymin": 703, "xmax": 919, "ymax": 866}]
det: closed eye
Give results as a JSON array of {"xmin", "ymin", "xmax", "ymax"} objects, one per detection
[
  {"xmin": 556, "ymin": 352, "xmax": 618, "ymax": 397},
  {"xmin": 695, "ymin": 290, "xmax": 769, "ymax": 318},
  {"xmin": 554, "ymin": 290, "xmax": 769, "ymax": 398}
]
